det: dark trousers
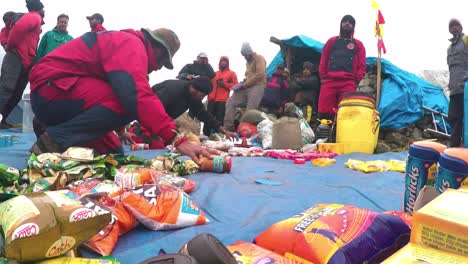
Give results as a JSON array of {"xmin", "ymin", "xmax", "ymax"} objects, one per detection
[
  {"xmin": 0, "ymin": 52, "xmax": 29, "ymax": 123},
  {"xmin": 31, "ymin": 77, "xmax": 134, "ymax": 154},
  {"xmin": 203, "ymin": 101, "xmax": 225, "ymax": 135},
  {"xmin": 448, "ymin": 93, "xmax": 464, "ymax": 147}
]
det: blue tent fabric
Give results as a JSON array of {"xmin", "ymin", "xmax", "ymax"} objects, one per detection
[
  {"xmin": 0, "ymin": 131, "xmax": 407, "ymax": 263},
  {"xmin": 367, "ymin": 58, "xmax": 449, "ymax": 129},
  {"xmin": 267, "ymin": 36, "xmax": 449, "ymax": 130},
  {"xmin": 266, "ymin": 35, "xmax": 324, "ymax": 77}
]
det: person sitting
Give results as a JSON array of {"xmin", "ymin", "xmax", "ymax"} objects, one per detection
[
  {"xmin": 259, "ymin": 64, "xmax": 289, "ymax": 116},
  {"xmin": 126, "ymin": 77, "xmax": 237, "ymax": 148}
]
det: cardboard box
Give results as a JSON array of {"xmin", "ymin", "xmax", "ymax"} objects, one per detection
[
  {"xmin": 382, "ymin": 243, "xmax": 468, "ymax": 264},
  {"xmin": 411, "ymin": 188, "xmax": 468, "ymax": 257}
]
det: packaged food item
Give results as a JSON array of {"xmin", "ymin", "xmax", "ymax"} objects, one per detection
[
  {"xmin": 254, "ymin": 204, "xmax": 411, "ymax": 264},
  {"xmin": 382, "ymin": 243, "xmax": 468, "ymax": 264},
  {"xmin": 78, "ymin": 193, "xmax": 136, "ymax": 256},
  {"xmin": 61, "ymin": 147, "xmax": 94, "ymax": 162},
  {"xmin": 228, "ymin": 241, "xmax": 299, "ymax": 264},
  {"xmin": 410, "ymin": 188, "xmax": 468, "ymax": 256},
  {"xmin": 130, "ymin": 143, "xmax": 149, "ymax": 151},
  {"xmin": 0, "ymin": 164, "xmax": 20, "ymax": 186},
  {"xmin": 199, "ymin": 156, "xmax": 232, "ymax": 173},
  {"xmin": 36, "ymin": 256, "xmax": 120, "ymax": 263},
  {"xmin": 114, "ymin": 165, "xmax": 157, "ymax": 190},
  {"xmin": 122, "ymin": 184, "xmax": 208, "ymax": 230},
  {"xmin": 0, "ymin": 191, "xmax": 111, "ymax": 262},
  {"xmin": 68, "ymin": 179, "xmax": 123, "ymax": 199},
  {"xmin": 155, "ymin": 174, "xmax": 196, "ymax": 193}
]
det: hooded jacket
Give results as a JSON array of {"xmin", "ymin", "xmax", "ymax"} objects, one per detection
[
  {"xmin": 29, "ymin": 29, "xmax": 176, "ymax": 144},
  {"xmin": 5, "ymin": 11, "xmax": 43, "ymax": 68},
  {"xmin": 319, "ymin": 30, "xmax": 366, "ymax": 82},
  {"xmin": 208, "ymin": 56, "xmax": 238, "ymax": 102},
  {"xmin": 35, "ymin": 28, "xmax": 73, "ymax": 63},
  {"xmin": 447, "ymin": 34, "xmax": 468, "ymax": 96}
]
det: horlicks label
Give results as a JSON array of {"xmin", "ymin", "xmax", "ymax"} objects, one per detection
[
  {"xmin": 403, "ymin": 156, "xmax": 434, "ymax": 214},
  {"xmin": 435, "ymin": 166, "xmax": 468, "ymax": 194}
]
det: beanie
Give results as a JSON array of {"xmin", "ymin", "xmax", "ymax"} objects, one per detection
[
  {"xmin": 191, "ymin": 76, "xmax": 212, "ymax": 94},
  {"xmin": 241, "ymin": 42, "xmax": 254, "ymax": 56},
  {"xmin": 26, "ymin": 0, "xmax": 44, "ymax": 12}
]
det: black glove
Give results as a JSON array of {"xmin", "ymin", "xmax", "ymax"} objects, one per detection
[{"xmin": 216, "ymin": 79, "xmax": 226, "ymax": 88}]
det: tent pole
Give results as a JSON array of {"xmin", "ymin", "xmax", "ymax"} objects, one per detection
[{"xmin": 376, "ymin": 45, "xmax": 382, "ymax": 108}]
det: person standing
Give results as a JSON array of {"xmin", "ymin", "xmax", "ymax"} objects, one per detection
[
  {"xmin": 86, "ymin": 13, "xmax": 106, "ymax": 32},
  {"xmin": 224, "ymin": 42, "xmax": 266, "ymax": 131},
  {"xmin": 177, "ymin": 52, "xmax": 215, "ymax": 80},
  {"xmin": 0, "ymin": 0, "xmax": 44, "ymax": 128},
  {"xmin": 259, "ymin": 64, "xmax": 289, "ymax": 116},
  {"xmin": 35, "ymin": 14, "xmax": 73, "ymax": 63},
  {"xmin": 447, "ymin": 18, "xmax": 468, "ymax": 147},
  {"xmin": 203, "ymin": 56, "xmax": 238, "ymax": 135},
  {"xmin": 318, "ymin": 14, "xmax": 366, "ymax": 121}
]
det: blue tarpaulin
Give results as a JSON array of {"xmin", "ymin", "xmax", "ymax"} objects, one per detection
[
  {"xmin": 267, "ymin": 35, "xmax": 449, "ymax": 129},
  {"xmin": 1, "ymin": 131, "xmax": 407, "ymax": 263}
]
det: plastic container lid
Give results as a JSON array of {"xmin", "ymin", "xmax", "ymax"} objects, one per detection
[
  {"xmin": 438, "ymin": 148, "xmax": 468, "ymax": 173},
  {"xmin": 408, "ymin": 141, "xmax": 446, "ymax": 161}
]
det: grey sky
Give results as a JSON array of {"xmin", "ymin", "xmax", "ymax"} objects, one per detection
[{"xmin": 1, "ymin": 0, "xmax": 465, "ymax": 85}]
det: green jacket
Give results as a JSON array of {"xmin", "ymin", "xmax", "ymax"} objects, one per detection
[{"xmin": 35, "ymin": 28, "xmax": 73, "ymax": 63}]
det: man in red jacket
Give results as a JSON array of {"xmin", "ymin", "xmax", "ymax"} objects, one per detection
[
  {"xmin": 0, "ymin": 0, "xmax": 44, "ymax": 128},
  {"xmin": 29, "ymin": 27, "xmax": 215, "ymax": 163},
  {"xmin": 318, "ymin": 14, "xmax": 366, "ymax": 121},
  {"xmin": 203, "ymin": 56, "xmax": 238, "ymax": 135},
  {"xmin": 86, "ymin": 13, "xmax": 106, "ymax": 32}
]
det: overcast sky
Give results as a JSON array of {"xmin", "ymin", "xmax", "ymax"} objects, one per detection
[{"xmin": 1, "ymin": 0, "xmax": 465, "ymax": 86}]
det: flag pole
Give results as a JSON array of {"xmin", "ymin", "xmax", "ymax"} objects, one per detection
[{"xmin": 376, "ymin": 41, "xmax": 382, "ymax": 108}]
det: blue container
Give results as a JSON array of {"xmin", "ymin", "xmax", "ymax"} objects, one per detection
[
  {"xmin": 435, "ymin": 150, "xmax": 468, "ymax": 193},
  {"xmin": 403, "ymin": 142, "xmax": 446, "ymax": 214}
]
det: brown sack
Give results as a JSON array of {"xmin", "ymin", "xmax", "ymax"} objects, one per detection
[{"xmin": 272, "ymin": 117, "xmax": 303, "ymax": 150}]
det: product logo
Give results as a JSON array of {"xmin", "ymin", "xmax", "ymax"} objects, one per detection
[
  {"xmin": 69, "ymin": 208, "xmax": 96, "ymax": 222},
  {"xmin": 347, "ymin": 42, "xmax": 355, "ymax": 50},
  {"xmin": 437, "ymin": 179, "xmax": 451, "ymax": 193},
  {"xmin": 12, "ymin": 223, "xmax": 39, "ymax": 240},
  {"xmin": 46, "ymin": 236, "xmax": 75, "ymax": 257},
  {"xmin": 253, "ymin": 257, "xmax": 275, "ymax": 264},
  {"xmin": 405, "ymin": 166, "xmax": 419, "ymax": 213}
]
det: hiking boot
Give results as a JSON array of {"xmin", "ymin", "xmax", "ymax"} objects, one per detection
[{"xmin": 30, "ymin": 133, "xmax": 65, "ymax": 155}]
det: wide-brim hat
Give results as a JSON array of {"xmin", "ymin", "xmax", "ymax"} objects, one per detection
[{"xmin": 142, "ymin": 28, "xmax": 180, "ymax": 70}]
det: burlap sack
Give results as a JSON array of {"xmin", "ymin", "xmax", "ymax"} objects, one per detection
[
  {"xmin": 272, "ymin": 117, "xmax": 303, "ymax": 150},
  {"xmin": 175, "ymin": 112, "xmax": 201, "ymax": 135},
  {"xmin": 239, "ymin": 110, "xmax": 266, "ymax": 126}
]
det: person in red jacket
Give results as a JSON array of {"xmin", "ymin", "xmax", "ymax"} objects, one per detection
[
  {"xmin": 318, "ymin": 14, "xmax": 366, "ymax": 121},
  {"xmin": 0, "ymin": 0, "xmax": 44, "ymax": 128},
  {"xmin": 86, "ymin": 13, "xmax": 106, "ymax": 32},
  {"xmin": 29, "ymin": 27, "xmax": 215, "ymax": 163},
  {"xmin": 203, "ymin": 56, "xmax": 238, "ymax": 135}
]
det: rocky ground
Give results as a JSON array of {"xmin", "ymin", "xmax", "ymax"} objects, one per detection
[{"xmin": 358, "ymin": 68, "xmax": 449, "ymax": 153}]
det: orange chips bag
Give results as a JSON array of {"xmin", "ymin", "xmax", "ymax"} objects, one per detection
[
  {"xmin": 228, "ymin": 241, "xmax": 300, "ymax": 264},
  {"xmin": 122, "ymin": 184, "xmax": 208, "ymax": 230},
  {"xmin": 78, "ymin": 193, "xmax": 136, "ymax": 256},
  {"xmin": 254, "ymin": 204, "xmax": 411, "ymax": 264}
]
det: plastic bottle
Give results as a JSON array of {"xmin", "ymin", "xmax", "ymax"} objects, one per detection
[{"xmin": 315, "ymin": 119, "xmax": 333, "ymax": 141}]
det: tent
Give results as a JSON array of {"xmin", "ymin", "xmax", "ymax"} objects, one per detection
[{"xmin": 267, "ymin": 35, "xmax": 449, "ymax": 129}]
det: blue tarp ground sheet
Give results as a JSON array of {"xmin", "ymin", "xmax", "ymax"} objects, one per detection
[
  {"xmin": 0, "ymin": 131, "xmax": 407, "ymax": 263},
  {"xmin": 266, "ymin": 35, "xmax": 449, "ymax": 130}
]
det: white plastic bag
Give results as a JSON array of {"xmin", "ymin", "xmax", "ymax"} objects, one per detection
[{"xmin": 257, "ymin": 119, "xmax": 273, "ymax": 149}]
